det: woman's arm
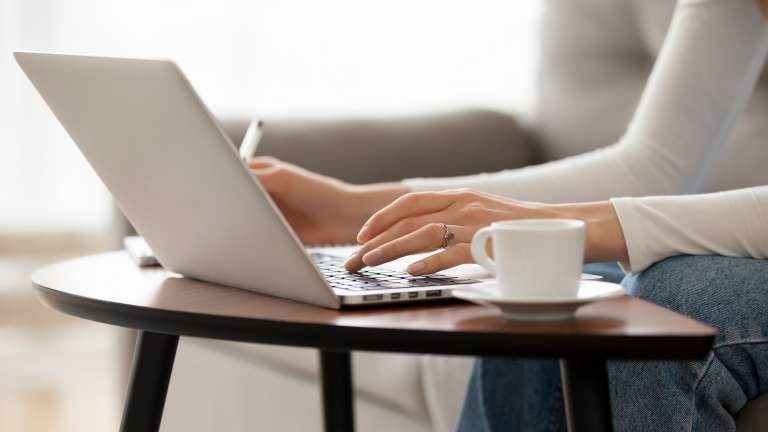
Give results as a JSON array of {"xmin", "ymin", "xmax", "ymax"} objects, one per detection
[
  {"xmin": 343, "ymin": 190, "xmax": 629, "ymax": 274},
  {"xmin": 345, "ymin": 185, "xmax": 768, "ymax": 275},
  {"xmin": 404, "ymin": 0, "xmax": 768, "ymax": 203}
]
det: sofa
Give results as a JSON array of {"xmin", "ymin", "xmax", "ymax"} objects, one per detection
[{"xmin": 154, "ymin": 0, "xmax": 768, "ymax": 430}]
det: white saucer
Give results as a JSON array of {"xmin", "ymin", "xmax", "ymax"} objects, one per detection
[{"xmin": 453, "ymin": 280, "xmax": 626, "ymax": 322}]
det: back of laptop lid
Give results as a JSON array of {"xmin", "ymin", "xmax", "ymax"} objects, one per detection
[{"xmin": 15, "ymin": 52, "xmax": 339, "ymax": 309}]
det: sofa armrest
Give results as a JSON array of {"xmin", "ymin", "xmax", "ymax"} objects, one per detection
[{"xmin": 220, "ymin": 109, "xmax": 539, "ymax": 184}]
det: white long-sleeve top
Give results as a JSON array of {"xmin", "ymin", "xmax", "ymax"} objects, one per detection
[{"xmin": 404, "ymin": 0, "xmax": 768, "ymax": 273}]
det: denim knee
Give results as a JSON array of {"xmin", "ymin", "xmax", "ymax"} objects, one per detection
[
  {"xmin": 611, "ymin": 256, "xmax": 768, "ymax": 431},
  {"xmin": 622, "ymin": 255, "xmax": 768, "ymax": 341}
]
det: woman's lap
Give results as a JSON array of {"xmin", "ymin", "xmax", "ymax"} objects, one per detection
[{"xmin": 457, "ymin": 255, "xmax": 768, "ymax": 432}]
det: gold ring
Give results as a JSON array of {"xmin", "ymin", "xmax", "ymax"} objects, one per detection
[{"xmin": 440, "ymin": 224, "xmax": 455, "ymax": 249}]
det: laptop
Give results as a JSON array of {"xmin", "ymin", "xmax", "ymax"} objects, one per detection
[{"xmin": 15, "ymin": 52, "xmax": 496, "ymax": 308}]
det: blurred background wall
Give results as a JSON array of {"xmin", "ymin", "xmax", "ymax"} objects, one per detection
[
  {"xmin": 0, "ymin": 0, "xmax": 542, "ymax": 430},
  {"xmin": 1, "ymin": 0, "xmax": 542, "ymax": 235}
]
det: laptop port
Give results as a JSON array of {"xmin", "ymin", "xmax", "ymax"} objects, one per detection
[
  {"xmin": 426, "ymin": 290, "xmax": 442, "ymax": 298},
  {"xmin": 408, "ymin": 292, "xmax": 419, "ymax": 299},
  {"xmin": 390, "ymin": 293, "xmax": 401, "ymax": 300},
  {"xmin": 363, "ymin": 294, "xmax": 383, "ymax": 301}
]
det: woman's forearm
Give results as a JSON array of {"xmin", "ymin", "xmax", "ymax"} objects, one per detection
[
  {"xmin": 347, "ymin": 189, "xmax": 632, "ymax": 273},
  {"xmin": 552, "ymin": 201, "xmax": 629, "ymax": 264}
]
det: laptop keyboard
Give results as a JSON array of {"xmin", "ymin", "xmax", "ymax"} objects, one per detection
[{"xmin": 311, "ymin": 252, "xmax": 478, "ymax": 291}]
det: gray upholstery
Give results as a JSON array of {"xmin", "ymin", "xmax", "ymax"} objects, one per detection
[{"xmin": 221, "ymin": 109, "xmax": 539, "ymax": 184}]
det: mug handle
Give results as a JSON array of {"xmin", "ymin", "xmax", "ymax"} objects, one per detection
[{"xmin": 471, "ymin": 227, "xmax": 496, "ymax": 277}]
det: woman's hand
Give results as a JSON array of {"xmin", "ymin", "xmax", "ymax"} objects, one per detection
[
  {"xmin": 249, "ymin": 157, "xmax": 408, "ymax": 245},
  {"xmin": 344, "ymin": 189, "xmax": 629, "ymax": 274}
]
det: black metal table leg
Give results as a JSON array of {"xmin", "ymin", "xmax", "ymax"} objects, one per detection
[
  {"xmin": 560, "ymin": 357, "xmax": 613, "ymax": 432},
  {"xmin": 319, "ymin": 350, "xmax": 354, "ymax": 432},
  {"xmin": 120, "ymin": 331, "xmax": 179, "ymax": 432}
]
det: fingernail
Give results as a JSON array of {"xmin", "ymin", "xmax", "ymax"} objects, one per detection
[
  {"xmin": 344, "ymin": 252, "xmax": 359, "ymax": 269},
  {"xmin": 407, "ymin": 261, "xmax": 426, "ymax": 275},
  {"xmin": 356, "ymin": 226, "xmax": 369, "ymax": 243},
  {"xmin": 362, "ymin": 249, "xmax": 381, "ymax": 265}
]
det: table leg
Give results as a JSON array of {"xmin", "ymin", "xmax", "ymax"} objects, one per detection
[
  {"xmin": 119, "ymin": 331, "xmax": 179, "ymax": 432},
  {"xmin": 319, "ymin": 350, "xmax": 355, "ymax": 432},
  {"xmin": 560, "ymin": 357, "xmax": 613, "ymax": 432}
]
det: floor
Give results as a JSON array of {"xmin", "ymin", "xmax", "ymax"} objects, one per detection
[{"xmin": 0, "ymin": 254, "xmax": 123, "ymax": 432}]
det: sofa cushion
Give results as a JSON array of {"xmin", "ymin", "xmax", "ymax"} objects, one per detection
[
  {"xmin": 165, "ymin": 338, "xmax": 433, "ymax": 432},
  {"xmin": 185, "ymin": 338, "xmax": 430, "ymax": 422},
  {"xmin": 419, "ymin": 355, "xmax": 474, "ymax": 432},
  {"xmin": 220, "ymin": 109, "xmax": 538, "ymax": 185}
]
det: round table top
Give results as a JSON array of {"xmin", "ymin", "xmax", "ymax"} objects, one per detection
[{"xmin": 31, "ymin": 252, "xmax": 715, "ymax": 359}]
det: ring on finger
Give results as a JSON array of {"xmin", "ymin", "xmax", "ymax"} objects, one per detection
[{"xmin": 439, "ymin": 223, "xmax": 455, "ymax": 249}]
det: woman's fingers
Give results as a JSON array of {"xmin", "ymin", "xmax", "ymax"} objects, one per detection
[
  {"xmin": 361, "ymin": 224, "xmax": 475, "ymax": 268},
  {"xmin": 248, "ymin": 156, "xmax": 279, "ymax": 170},
  {"xmin": 344, "ymin": 214, "xmax": 436, "ymax": 272},
  {"xmin": 406, "ymin": 244, "xmax": 474, "ymax": 275},
  {"xmin": 356, "ymin": 191, "xmax": 462, "ymax": 243},
  {"xmin": 250, "ymin": 167, "xmax": 285, "ymax": 193},
  {"xmin": 250, "ymin": 159, "xmax": 298, "ymax": 195}
]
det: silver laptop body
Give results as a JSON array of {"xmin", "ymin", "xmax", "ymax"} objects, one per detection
[{"xmin": 15, "ymin": 52, "xmax": 483, "ymax": 309}]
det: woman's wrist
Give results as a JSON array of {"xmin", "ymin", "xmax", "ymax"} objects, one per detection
[{"xmin": 553, "ymin": 201, "xmax": 629, "ymax": 263}]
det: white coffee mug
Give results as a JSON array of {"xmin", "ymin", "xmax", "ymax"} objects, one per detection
[{"xmin": 471, "ymin": 219, "xmax": 586, "ymax": 300}]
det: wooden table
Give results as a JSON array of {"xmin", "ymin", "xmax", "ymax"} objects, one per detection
[{"xmin": 31, "ymin": 252, "xmax": 715, "ymax": 432}]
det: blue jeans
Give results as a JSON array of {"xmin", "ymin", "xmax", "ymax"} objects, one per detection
[{"xmin": 457, "ymin": 256, "xmax": 768, "ymax": 432}]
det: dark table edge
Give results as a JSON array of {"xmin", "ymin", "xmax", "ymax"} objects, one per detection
[{"xmin": 33, "ymin": 283, "xmax": 715, "ymax": 360}]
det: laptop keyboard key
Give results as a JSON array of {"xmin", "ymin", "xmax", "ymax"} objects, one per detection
[{"xmin": 311, "ymin": 252, "xmax": 479, "ymax": 291}]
